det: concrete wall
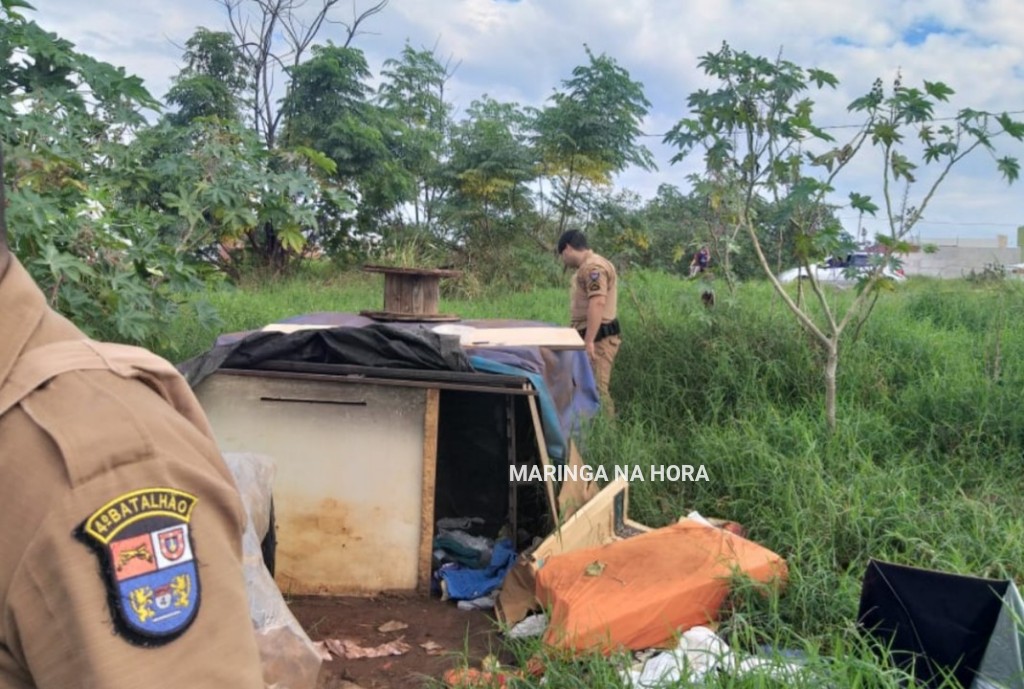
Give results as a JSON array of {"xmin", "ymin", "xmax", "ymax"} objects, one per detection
[{"xmin": 902, "ymin": 246, "xmax": 1022, "ymax": 278}]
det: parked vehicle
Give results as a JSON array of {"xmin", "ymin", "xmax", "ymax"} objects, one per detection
[{"xmin": 777, "ymin": 252, "xmax": 906, "ymax": 285}]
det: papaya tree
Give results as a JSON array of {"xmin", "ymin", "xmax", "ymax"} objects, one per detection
[
  {"xmin": 0, "ymin": 0, "xmax": 219, "ymax": 348},
  {"xmin": 666, "ymin": 42, "xmax": 1023, "ymax": 430}
]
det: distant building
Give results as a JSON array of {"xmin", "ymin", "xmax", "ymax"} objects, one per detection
[{"xmin": 898, "ymin": 232, "xmax": 1022, "ymax": 278}]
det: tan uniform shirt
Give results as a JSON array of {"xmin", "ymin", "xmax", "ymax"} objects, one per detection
[
  {"xmin": 570, "ymin": 252, "xmax": 618, "ymax": 329},
  {"xmin": 0, "ymin": 258, "xmax": 263, "ymax": 689}
]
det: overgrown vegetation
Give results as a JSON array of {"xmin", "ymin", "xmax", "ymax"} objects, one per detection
[
  {"xmin": 168, "ymin": 268, "xmax": 1024, "ymax": 686},
  {"xmin": 5, "ymin": 4, "xmax": 1024, "ymax": 682},
  {"xmin": 666, "ymin": 42, "xmax": 1022, "ymax": 429}
]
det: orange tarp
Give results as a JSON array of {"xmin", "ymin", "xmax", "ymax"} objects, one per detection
[{"xmin": 535, "ymin": 519, "xmax": 787, "ymax": 652}]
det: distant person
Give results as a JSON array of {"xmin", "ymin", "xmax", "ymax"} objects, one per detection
[
  {"xmin": 557, "ymin": 229, "xmax": 621, "ymax": 418},
  {"xmin": 0, "ymin": 147, "xmax": 264, "ymax": 687},
  {"xmin": 689, "ymin": 245, "xmax": 710, "ymax": 277}
]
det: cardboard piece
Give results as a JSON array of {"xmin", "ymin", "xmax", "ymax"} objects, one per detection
[
  {"xmin": 556, "ymin": 441, "xmax": 599, "ymax": 520},
  {"xmin": 496, "ymin": 479, "xmax": 647, "ymax": 626}
]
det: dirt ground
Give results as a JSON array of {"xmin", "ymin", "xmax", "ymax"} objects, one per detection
[{"xmin": 289, "ymin": 594, "xmax": 509, "ymax": 689}]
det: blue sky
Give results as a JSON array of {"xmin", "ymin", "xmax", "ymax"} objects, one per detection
[{"xmin": 31, "ymin": 0, "xmax": 1024, "ymax": 247}]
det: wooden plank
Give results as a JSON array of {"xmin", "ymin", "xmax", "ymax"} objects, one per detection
[
  {"xmin": 526, "ymin": 394, "xmax": 559, "ymax": 525},
  {"xmin": 461, "ymin": 327, "xmax": 584, "ymax": 350},
  {"xmin": 260, "ymin": 323, "xmax": 334, "ymax": 334},
  {"xmin": 220, "ymin": 368, "xmax": 539, "ymax": 396},
  {"xmin": 496, "ymin": 478, "xmax": 638, "ymax": 626},
  {"xmin": 531, "ymin": 478, "xmax": 629, "ymax": 564},
  {"xmin": 417, "ymin": 388, "xmax": 440, "ymax": 594},
  {"xmin": 260, "ymin": 323, "xmax": 585, "ymax": 350}
]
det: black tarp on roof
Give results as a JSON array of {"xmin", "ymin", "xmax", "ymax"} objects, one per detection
[{"xmin": 178, "ymin": 322, "xmax": 473, "ymax": 389}]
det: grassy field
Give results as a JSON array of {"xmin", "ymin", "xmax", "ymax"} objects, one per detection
[{"xmin": 168, "ymin": 267, "xmax": 1024, "ymax": 687}]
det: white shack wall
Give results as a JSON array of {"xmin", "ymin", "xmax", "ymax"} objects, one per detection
[{"xmin": 196, "ymin": 372, "xmax": 428, "ymax": 595}]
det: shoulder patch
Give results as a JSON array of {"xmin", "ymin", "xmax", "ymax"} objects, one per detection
[{"xmin": 79, "ymin": 488, "xmax": 201, "ymax": 645}]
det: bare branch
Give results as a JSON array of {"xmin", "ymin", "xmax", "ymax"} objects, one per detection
[
  {"xmin": 215, "ymin": 0, "xmax": 387, "ymax": 148},
  {"xmin": 341, "ymin": 0, "xmax": 389, "ymax": 48}
]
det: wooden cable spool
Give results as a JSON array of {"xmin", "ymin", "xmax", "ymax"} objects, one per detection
[{"xmin": 360, "ymin": 265, "xmax": 462, "ymax": 322}]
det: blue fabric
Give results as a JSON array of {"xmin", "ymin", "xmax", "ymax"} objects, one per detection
[
  {"xmin": 438, "ymin": 538, "xmax": 517, "ymax": 600},
  {"xmin": 469, "ymin": 351, "xmax": 598, "ymax": 463},
  {"xmin": 469, "ymin": 355, "xmax": 564, "ymax": 463}
]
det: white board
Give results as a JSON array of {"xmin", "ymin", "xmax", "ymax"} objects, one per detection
[
  {"xmin": 459, "ymin": 327, "xmax": 584, "ymax": 350},
  {"xmin": 260, "ymin": 322, "xmax": 585, "ymax": 349}
]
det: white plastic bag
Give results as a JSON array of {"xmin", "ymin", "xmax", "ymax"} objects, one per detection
[{"xmin": 223, "ymin": 452, "xmax": 323, "ymax": 689}]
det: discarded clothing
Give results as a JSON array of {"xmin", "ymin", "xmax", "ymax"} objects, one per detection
[
  {"xmin": 436, "ymin": 517, "xmax": 487, "ymax": 532},
  {"xmin": 507, "ymin": 614, "xmax": 549, "ymax": 640},
  {"xmin": 439, "ymin": 539, "xmax": 516, "ymax": 601},
  {"xmin": 624, "ymin": 626, "xmax": 803, "ymax": 688},
  {"xmin": 434, "ymin": 533, "xmax": 491, "ymax": 568},
  {"xmin": 457, "ymin": 594, "xmax": 497, "ymax": 611}
]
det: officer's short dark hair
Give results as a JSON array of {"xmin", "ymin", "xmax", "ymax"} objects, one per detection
[{"xmin": 557, "ymin": 229, "xmax": 588, "ymax": 254}]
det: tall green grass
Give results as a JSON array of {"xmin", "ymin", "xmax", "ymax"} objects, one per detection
[{"xmin": 167, "ymin": 266, "xmax": 1024, "ymax": 685}]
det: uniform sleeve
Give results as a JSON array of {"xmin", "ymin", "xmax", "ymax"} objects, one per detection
[
  {"xmin": 6, "ymin": 372, "xmax": 264, "ymax": 689},
  {"xmin": 577, "ymin": 264, "xmax": 610, "ymax": 300}
]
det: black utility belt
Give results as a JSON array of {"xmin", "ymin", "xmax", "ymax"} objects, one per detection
[{"xmin": 578, "ymin": 319, "xmax": 621, "ymax": 343}]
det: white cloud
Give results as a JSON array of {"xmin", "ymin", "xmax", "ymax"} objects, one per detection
[{"xmin": 28, "ymin": 0, "xmax": 1024, "ymax": 246}]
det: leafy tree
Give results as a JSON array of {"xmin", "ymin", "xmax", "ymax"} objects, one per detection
[
  {"xmin": 217, "ymin": 0, "xmax": 388, "ymax": 151},
  {"xmin": 627, "ymin": 184, "xmax": 703, "ymax": 272},
  {"xmin": 1, "ymin": 0, "xmax": 220, "ymax": 348},
  {"xmin": 164, "ymin": 27, "xmax": 249, "ymax": 125},
  {"xmin": 280, "ymin": 42, "xmax": 407, "ymax": 258},
  {"xmin": 377, "ymin": 43, "xmax": 456, "ymax": 232},
  {"xmin": 533, "ymin": 45, "xmax": 655, "ymax": 237},
  {"xmin": 666, "ymin": 42, "xmax": 1023, "ymax": 429},
  {"xmin": 126, "ymin": 119, "xmax": 344, "ymax": 278},
  {"xmin": 204, "ymin": 0, "xmax": 387, "ymax": 268},
  {"xmin": 446, "ymin": 96, "xmax": 537, "ymax": 253},
  {"xmin": 282, "ymin": 43, "xmax": 374, "ymax": 153}
]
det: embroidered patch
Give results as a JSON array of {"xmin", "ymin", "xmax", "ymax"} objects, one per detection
[
  {"xmin": 79, "ymin": 488, "xmax": 200, "ymax": 645},
  {"xmin": 587, "ymin": 270, "xmax": 603, "ymax": 292}
]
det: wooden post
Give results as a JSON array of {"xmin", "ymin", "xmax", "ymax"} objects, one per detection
[
  {"xmin": 526, "ymin": 393, "xmax": 559, "ymax": 527},
  {"xmin": 417, "ymin": 388, "xmax": 441, "ymax": 594}
]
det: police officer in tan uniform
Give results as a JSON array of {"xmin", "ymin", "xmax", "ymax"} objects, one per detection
[
  {"xmin": 557, "ymin": 229, "xmax": 621, "ymax": 418},
  {"xmin": 0, "ymin": 149, "xmax": 264, "ymax": 687}
]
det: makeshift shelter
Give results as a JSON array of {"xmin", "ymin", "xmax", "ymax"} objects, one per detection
[
  {"xmin": 179, "ymin": 313, "xmax": 623, "ymax": 597},
  {"xmin": 858, "ymin": 559, "xmax": 1024, "ymax": 689}
]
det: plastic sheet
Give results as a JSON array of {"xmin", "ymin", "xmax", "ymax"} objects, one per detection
[
  {"xmin": 623, "ymin": 626, "xmax": 804, "ymax": 688},
  {"xmin": 223, "ymin": 452, "xmax": 323, "ymax": 689}
]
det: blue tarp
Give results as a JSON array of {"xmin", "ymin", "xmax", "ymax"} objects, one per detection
[
  {"xmin": 469, "ymin": 353, "xmax": 595, "ymax": 463},
  {"xmin": 436, "ymin": 538, "xmax": 517, "ymax": 600}
]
